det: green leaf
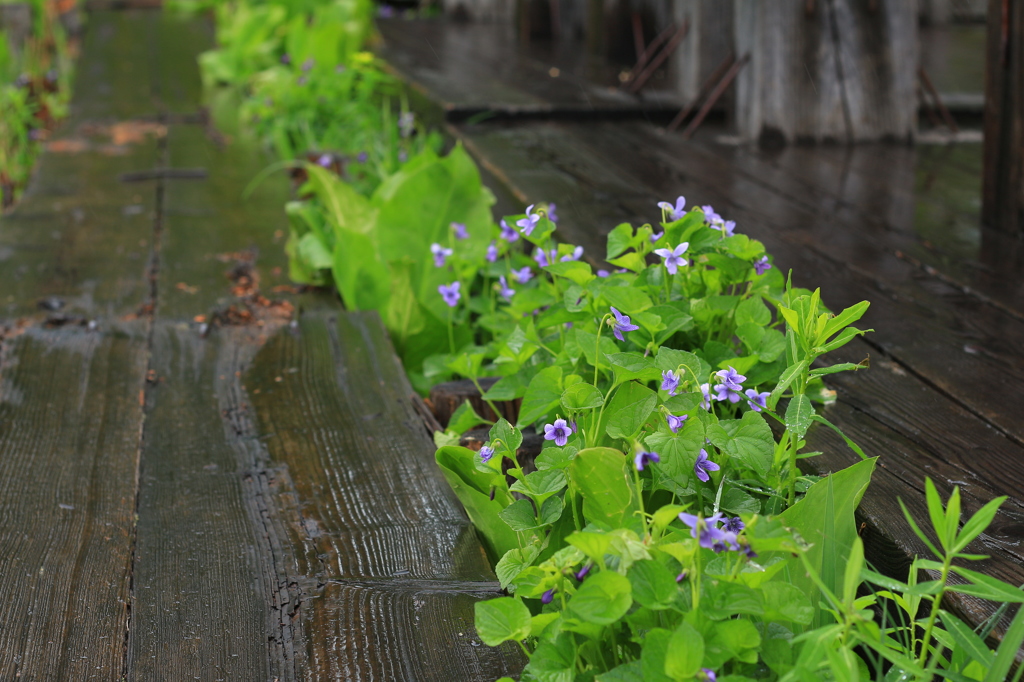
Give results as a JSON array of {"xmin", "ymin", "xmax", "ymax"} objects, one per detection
[
  {"xmin": 606, "ymin": 223, "xmax": 634, "ymax": 260},
  {"xmin": 566, "ymin": 531, "xmax": 613, "ymax": 564},
  {"xmin": 569, "ymin": 570, "xmax": 633, "ymax": 625},
  {"xmin": 607, "ymin": 352, "xmax": 662, "ymax": 384},
  {"xmin": 953, "ymin": 495, "xmax": 1006, "ymax": 554},
  {"xmin": 605, "ymin": 382, "xmax": 658, "ymax": 440},
  {"xmin": 602, "ymin": 287, "xmax": 654, "ymax": 314},
  {"xmin": 496, "ymin": 545, "xmax": 541, "ymax": 590},
  {"xmin": 435, "ymin": 446, "xmax": 518, "ymax": 560},
  {"xmin": 706, "ymin": 411, "xmax": 774, "ymax": 478},
  {"xmin": 510, "ymin": 470, "xmax": 568, "ymax": 500},
  {"xmin": 499, "ymin": 498, "xmax": 540, "ymax": 531},
  {"xmin": 539, "ymin": 495, "xmax": 565, "ymax": 526},
  {"xmin": 640, "ymin": 629, "xmax": 675, "ymax": 682},
  {"xmin": 843, "ymin": 537, "xmax": 865, "ymax": 606},
  {"xmin": 820, "ymin": 301, "xmax": 870, "ymax": 341},
  {"xmin": 448, "ymin": 400, "xmax": 488, "ymax": 436},
  {"xmin": 609, "ymin": 251, "xmax": 647, "ymax": 274},
  {"xmin": 569, "ymin": 448, "xmax": 637, "ymax": 528},
  {"xmin": 545, "ymin": 260, "xmax": 595, "ymax": 286},
  {"xmin": 948, "ymin": 566, "xmax": 1024, "ymax": 602},
  {"xmin": 983, "ymin": 597, "xmax": 1024, "ymax": 682},
  {"xmin": 768, "ymin": 360, "xmax": 809, "ymax": 410},
  {"xmin": 629, "ymin": 560, "xmax": 678, "ymax": 610},
  {"xmin": 489, "ymin": 418, "xmax": 523, "ymax": 455},
  {"xmin": 735, "ymin": 296, "xmax": 772, "ymax": 326},
  {"xmin": 656, "ymin": 347, "xmax": 708, "ymax": 386},
  {"xmin": 777, "ymin": 458, "xmax": 876, "ymax": 627},
  {"xmin": 475, "ymin": 597, "xmax": 532, "ymax": 647},
  {"xmin": 813, "ymin": 326, "xmax": 869, "ymax": 355},
  {"xmin": 525, "ymin": 633, "xmax": 576, "ymax": 682},
  {"xmin": 561, "ymin": 382, "xmax": 605, "ymax": 411},
  {"xmin": 575, "ymin": 328, "xmax": 621, "ymax": 372},
  {"xmin": 664, "ymin": 621, "xmax": 704, "ymax": 679},
  {"xmin": 296, "ymin": 231, "xmax": 334, "ymax": 269},
  {"xmin": 597, "ymin": 660, "xmax": 645, "ymax": 682},
  {"xmin": 784, "ymin": 394, "xmax": 815, "ymax": 441},
  {"xmin": 518, "ymin": 366, "xmax": 563, "ymax": 427},
  {"xmin": 762, "ymin": 582, "xmax": 813, "ymax": 624},
  {"xmin": 758, "ymin": 329, "xmax": 787, "ymax": 363},
  {"xmin": 940, "ymin": 610, "xmax": 994, "ymax": 668}
]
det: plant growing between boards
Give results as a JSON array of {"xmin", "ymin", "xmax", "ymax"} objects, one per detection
[{"xmin": 192, "ymin": 1, "xmax": 1024, "ymax": 679}]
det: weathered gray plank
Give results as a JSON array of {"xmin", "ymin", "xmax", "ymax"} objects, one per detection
[{"xmin": 0, "ymin": 323, "xmax": 147, "ymax": 679}]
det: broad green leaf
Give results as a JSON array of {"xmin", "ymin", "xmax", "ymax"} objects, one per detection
[
  {"xmin": 447, "ymin": 400, "xmax": 488, "ymax": 436},
  {"xmin": 606, "ymin": 223, "xmax": 634, "ymax": 260},
  {"xmin": 435, "ymin": 446, "xmax": 518, "ymax": 560},
  {"xmin": 575, "ymin": 328, "xmax": 621, "ymax": 372},
  {"xmin": 602, "ymin": 287, "xmax": 654, "ymax": 314},
  {"xmin": 605, "ymin": 382, "xmax": 658, "ymax": 440},
  {"xmin": 499, "ymin": 498, "xmax": 541, "ymax": 531},
  {"xmin": 656, "ymin": 347, "xmax": 708, "ymax": 386},
  {"xmin": 735, "ymin": 296, "xmax": 772, "ymax": 326},
  {"xmin": 784, "ymin": 394, "xmax": 815, "ymax": 441},
  {"xmin": 569, "ymin": 448, "xmax": 637, "ymax": 528},
  {"xmin": 629, "ymin": 559, "xmax": 678, "ymax": 610},
  {"xmin": 703, "ymin": 581, "xmax": 764, "ymax": 619},
  {"xmin": 640, "ymin": 629, "xmax": 675, "ymax": 682},
  {"xmin": 596, "ymin": 660, "xmax": 645, "ymax": 682},
  {"xmin": 569, "ymin": 571, "xmax": 632, "ymax": 625},
  {"xmin": 518, "ymin": 366, "xmax": 563, "ymax": 427},
  {"xmin": 524, "ymin": 633, "xmax": 576, "ymax": 682},
  {"xmin": 475, "ymin": 597, "xmax": 532, "ymax": 646},
  {"xmin": 566, "ymin": 531, "xmax": 613, "ymax": 564},
  {"xmin": 607, "ymin": 352, "xmax": 662, "ymax": 384},
  {"xmin": 777, "ymin": 458, "xmax": 877, "ymax": 627},
  {"xmin": 510, "ymin": 470, "xmax": 568, "ymax": 500},
  {"xmin": 296, "ymin": 231, "xmax": 333, "ymax": 269},
  {"xmin": 664, "ymin": 621, "xmax": 704, "ymax": 679},
  {"xmin": 544, "ymin": 260, "xmax": 595, "ymax": 286},
  {"xmin": 561, "ymin": 382, "xmax": 605, "ymax": 411},
  {"xmin": 706, "ymin": 411, "xmax": 774, "ymax": 478},
  {"xmin": 489, "ymin": 418, "xmax": 523, "ymax": 455},
  {"xmin": 496, "ymin": 545, "xmax": 540, "ymax": 590},
  {"xmin": 608, "ymin": 251, "xmax": 647, "ymax": 274},
  {"xmin": 758, "ymin": 328, "xmax": 787, "ymax": 362},
  {"xmin": 762, "ymin": 582, "xmax": 813, "ymax": 624}
]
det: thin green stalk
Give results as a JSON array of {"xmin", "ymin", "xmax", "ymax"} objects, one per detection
[{"xmin": 917, "ymin": 560, "xmax": 952, "ymax": 670}]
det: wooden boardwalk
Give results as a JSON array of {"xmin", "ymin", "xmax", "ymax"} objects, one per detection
[
  {"xmin": 0, "ymin": 9, "xmax": 521, "ymax": 680},
  {"xmin": 378, "ymin": 18, "xmax": 1024, "ymax": 641}
]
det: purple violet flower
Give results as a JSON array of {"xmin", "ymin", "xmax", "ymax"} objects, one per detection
[
  {"xmin": 634, "ymin": 450, "xmax": 660, "ymax": 471},
  {"xmin": 302, "ymin": 57, "xmax": 315, "ymax": 72},
  {"xmin": 486, "ymin": 242, "xmax": 499, "ymax": 263},
  {"xmin": 654, "ymin": 243, "xmax": 689, "ymax": 275},
  {"xmin": 609, "ymin": 307, "xmax": 640, "ymax": 342},
  {"xmin": 560, "ymin": 246, "xmax": 584, "ymax": 262},
  {"xmin": 547, "ymin": 203, "xmax": 558, "ymax": 223},
  {"xmin": 713, "ymin": 367, "xmax": 746, "ymax": 403},
  {"xmin": 543, "ymin": 418, "xmax": 572, "ymax": 447},
  {"xmin": 723, "ymin": 516, "xmax": 745, "ymax": 533},
  {"xmin": 378, "ymin": 4, "xmax": 395, "ymax": 17},
  {"xmin": 711, "ymin": 218, "xmax": 735, "ymax": 237},
  {"xmin": 745, "ymin": 389, "xmax": 770, "ymax": 412},
  {"xmin": 700, "ymin": 383, "xmax": 712, "ymax": 410},
  {"xmin": 651, "ymin": 230, "xmax": 664, "ymax": 244},
  {"xmin": 439, "ymin": 282, "xmax": 461, "ymax": 307},
  {"xmin": 753, "ymin": 256, "xmax": 771, "ymax": 275},
  {"xmin": 667, "ymin": 414, "xmax": 688, "ymax": 433},
  {"xmin": 451, "ymin": 222, "xmax": 469, "ymax": 240},
  {"xmin": 512, "ymin": 267, "xmax": 533, "ymax": 284},
  {"xmin": 498, "ymin": 276, "xmax": 515, "ymax": 301},
  {"xmin": 700, "ymin": 668, "xmax": 717, "ymax": 682},
  {"xmin": 675, "ymin": 571, "xmax": 688, "ymax": 583},
  {"xmin": 430, "ymin": 243, "xmax": 453, "ymax": 268},
  {"xmin": 398, "ymin": 150, "xmax": 408, "ymax": 163},
  {"xmin": 678, "ymin": 511, "xmax": 726, "ymax": 549},
  {"xmin": 658, "ymin": 196, "xmax": 687, "ymax": 221},
  {"xmin": 316, "ymin": 153, "xmax": 333, "ymax": 168},
  {"xmin": 661, "ymin": 370, "xmax": 681, "ymax": 396},
  {"xmin": 357, "ymin": 151, "xmax": 368, "ymax": 163},
  {"xmin": 499, "ymin": 219, "xmax": 519, "ymax": 242},
  {"xmin": 533, "ymin": 247, "xmax": 557, "ymax": 268},
  {"xmin": 575, "ymin": 564, "xmax": 591, "ymax": 581},
  {"xmin": 280, "ymin": 53, "xmax": 291, "ymax": 65},
  {"xmin": 694, "ymin": 448, "xmax": 720, "ymax": 483},
  {"xmin": 541, "ymin": 588, "xmax": 555, "ymax": 604},
  {"xmin": 517, "ymin": 205, "xmax": 540, "ymax": 236},
  {"xmin": 597, "ymin": 269, "xmax": 610, "ymax": 278},
  {"xmin": 701, "ymin": 205, "xmax": 720, "ymax": 223},
  {"xmin": 479, "ymin": 445, "xmax": 495, "ymax": 463}
]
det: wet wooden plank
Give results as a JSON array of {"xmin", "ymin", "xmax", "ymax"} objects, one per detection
[
  {"xmin": 378, "ymin": 18, "xmax": 681, "ymax": 119},
  {"xmin": 0, "ymin": 323, "xmax": 147, "ymax": 679},
  {"xmin": 70, "ymin": 10, "xmax": 161, "ymax": 124},
  {"xmin": 246, "ymin": 311, "xmax": 523, "ymax": 677},
  {"xmin": 127, "ymin": 322, "xmax": 286, "ymax": 681}
]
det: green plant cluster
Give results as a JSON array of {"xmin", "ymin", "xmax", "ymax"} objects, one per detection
[
  {"xmin": 0, "ymin": 0, "xmax": 74, "ymax": 207},
  {"xmin": 194, "ymin": 0, "xmax": 441, "ymax": 195},
  {"xmin": 198, "ymin": 4, "xmax": 1024, "ymax": 680}
]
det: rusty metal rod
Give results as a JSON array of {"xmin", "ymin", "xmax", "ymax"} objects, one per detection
[
  {"xmin": 628, "ymin": 19, "xmax": 689, "ymax": 94},
  {"xmin": 667, "ymin": 52, "xmax": 736, "ymax": 133},
  {"xmin": 681, "ymin": 52, "xmax": 750, "ymax": 140},
  {"xmin": 918, "ymin": 66, "xmax": 959, "ymax": 133},
  {"xmin": 623, "ymin": 22, "xmax": 677, "ymax": 86}
]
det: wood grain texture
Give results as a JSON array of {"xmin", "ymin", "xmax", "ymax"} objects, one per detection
[
  {"xmin": 733, "ymin": 0, "xmax": 917, "ymax": 142},
  {"xmin": 246, "ymin": 311, "xmax": 524, "ymax": 678},
  {"xmin": 128, "ymin": 322, "xmax": 284, "ymax": 681},
  {"xmin": 0, "ymin": 324, "xmax": 147, "ymax": 679}
]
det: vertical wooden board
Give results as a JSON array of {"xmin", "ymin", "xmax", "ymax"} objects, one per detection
[
  {"xmin": 158, "ymin": 124, "xmax": 317, "ymax": 319},
  {"xmin": 0, "ymin": 323, "xmax": 147, "ymax": 679},
  {"xmin": 128, "ymin": 322, "xmax": 276, "ymax": 681},
  {"xmin": 247, "ymin": 311, "xmax": 496, "ymax": 582},
  {"xmin": 0, "ymin": 140, "xmax": 158, "ymax": 320},
  {"xmin": 301, "ymin": 582, "xmax": 524, "ymax": 681},
  {"xmin": 68, "ymin": 10, "xmax": 160, "ymax": 124}
]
